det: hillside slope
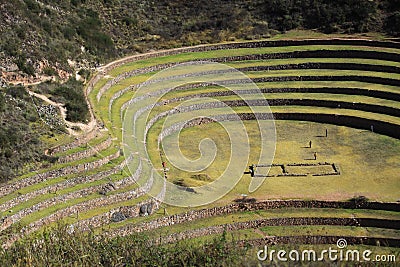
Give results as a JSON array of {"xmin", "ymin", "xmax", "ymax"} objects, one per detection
[{"xmin": 0, "ymin": 0, "xmax": 399, "ymax": 84}]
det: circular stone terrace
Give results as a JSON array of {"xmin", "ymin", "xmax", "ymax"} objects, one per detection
[{"xmin": 1, "ymin": 39, "xmax": 399, "ymax": 250}]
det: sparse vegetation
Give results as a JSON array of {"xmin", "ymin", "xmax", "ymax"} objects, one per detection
[
  {"xmin": 0, "ymin": 225, "xmax": 247, "ymax": 267},
  {"xmin": 34, "ymin": 78, "xmax": 89, "ymax": 122},
  {"xmin": 0, "ymin": 0, "xmax": 399, "ymax": 77},
  {"xmin": 0, "ymin": 87, "xmax": 44, "ymax": 182},
  {"xmin": 0, "ymin": 1, "xmax": 400, "ymax": 265}
]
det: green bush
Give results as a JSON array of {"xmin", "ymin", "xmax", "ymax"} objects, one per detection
[
  {"xmin": 23, "ymin": 0, "xmax": 40, "ymax": 13},
  {"xmin": 43, "ymin": 67, "xmax": 58, "ymax": 77},
  {"xmin": 0, "ymin": 87, "xmax": 44, "ymax": 182},
  {"xmin": 0, "ymin": 93, "xmax": 5, "ymax": 112},
  {"xmin": 77, "ymin": 68, "xmax": 91, "ymax": 80},
  {"xmin": 14, "ymin": 56, "xmax": 35, "ymax": 76},
  {"xmin": 51, "ymin": 78, "xmax": 89, "ymax": 122},
  {"xmin": 76, "ymin": 9, "xmax": 116, "ymax": 58},
  {"xmin": 385, "ymin": 11, "xmax": 400, "ymax": 36},
  {"xmin": 5, "ymin": 86, "xmax": 29, "ymax": 101}
]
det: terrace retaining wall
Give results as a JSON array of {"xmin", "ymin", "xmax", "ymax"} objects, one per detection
[
  {"xmin": 0, "ymin": 158, "xmax": 130, "ymax": 213},
  {"xmin": 72, "ymin": 167, "xmax": 167, "ymax": 232},
  {"xmin": 102, "ymin": 51, "xmax": 400, "ymax": 103},
  {"xmin": 48, "ymin": 128, "xmax": 102, "ymax": 155},
  {"xmin": 0, "ymin": 158, "xmax": 139, "ymax": 232},
  {"xmin": 240, "ymin": 236, "xmax": 400, "ymax": 248},
  {"xmin": 106, "ymin": 200, "xmax": 399, "ymax": 238},
  {"xmin": 57, "ymin": 137, "xmax": 112, "ymax": 164},
  {"xmin": 153, "ymin": 102, "xmax": 400, "ymax": 141},
  {"xmin": 10, "ymin": 158, "xmax": 143, "ymax": 236},
  {"xmin": 93, "ymin": 39, "xmax": 400, "ymax": 86},
  {"xmin": 0, "ymin": 150, "xmax": 121, "ymax": 198},
  {"xmin": 260, "ymin": 87, "xmax": 400, "ymax": 102},
  {"xmin": 158, "ymin": 217, "xmax": 400, "ymax": 244}
]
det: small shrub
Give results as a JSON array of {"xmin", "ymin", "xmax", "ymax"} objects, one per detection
[
  {"xmin": 190, "ymin": 173, "xmax": 211, "ymax": 181},
  {"xmin": 349, "ymin": 195, "xmax": 369, "ymax": 207},
  {"xmin": 52, "ymin": 78, "xmax": 89, "ymax": 122},
  {"xmin": 43, "ymin": 67, "xmax": 58, "ymax": 77}
]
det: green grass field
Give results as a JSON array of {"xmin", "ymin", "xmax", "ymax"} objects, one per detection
[{"xmin": 154, "ymin": 120, "xmax": 400, "ymax": 202}]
